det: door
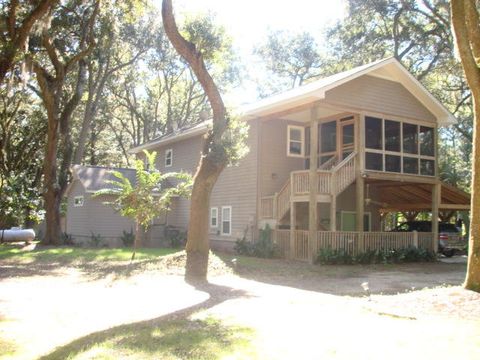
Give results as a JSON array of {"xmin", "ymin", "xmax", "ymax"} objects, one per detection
[
  {"xmin": 340, "ymin": 120, "xmax": 355, "ymax": 159},
  {"xmin": 341, "ymin": 212, "xmax": 371, "ymax": 231}
]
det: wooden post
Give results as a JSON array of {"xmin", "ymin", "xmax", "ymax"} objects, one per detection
[
  {"xmin": 356, "ymin": 176, "xmax": 365, "ymax": 252},
  {"xmin": 432, "ymin": 182, "xmax": 440, "ymax": 253},
  {"xmin": 330, "ymin": 195, "xmax": 337, "ymax": 231},
  {"xmin": 308, "ymin": 107, "xmax": 319, "ymax": 263},
  {"xmin": 413, "ymin": 230, "xmax": 419, "ymax": 248},
  {"xmin": 289, "ymin": 200, "xmax": 296, "ymax": 260}
]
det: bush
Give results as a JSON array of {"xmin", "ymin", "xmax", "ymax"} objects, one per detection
[
  {"xmin": 89, "ymin": 232, "xmax": 104, "ymax": 248},
  {"xmin": 234, "ymin": 224, "xmax": 277, "ymax": 258},
  {"xmin": 120, "ymin": 229, "xmax": 134, "ymax": 247},
  {"xmin": 316, "ymin": 246, "xmax": 436, "ymax": 265},
  {"xmin": 61, "ymin": 232, "xmax": 75, "ymax": 246},
  {"xmin": 165, "ymin": 226, "xmax": 186, "ymax": 248}
]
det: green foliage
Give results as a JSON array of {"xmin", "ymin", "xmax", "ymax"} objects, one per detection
[
  {"xmin": 217, "ymin": 113, "xmax": 250, "ymax": 166},
  {"xmin": 89, "ymin": 233, "xmax": 104, "ymax": 248},
  {"xmin": 120, "ymin": 229, "xmax": 135, "ymax": 247},
  {"xmin": 316, "ymin": 246, "xmax": 436, "ymax": 265},
  {"xmin": 234, "ymin": 225, "xmax": 276, "ymax": 258},
  {"xmin": 165, "ymin": 226, "xmax": 187, "ymax": 248},
  {"xmin": 94, "ymin": 150, "xmax": 192, "ymax": 229},
  {"xmin": 60, "ymin": 232, "xmax": 75, "ymax": 246},
  {"xmin": 254, "ymin": 30, "xmax": 325, "ymax": 95}
]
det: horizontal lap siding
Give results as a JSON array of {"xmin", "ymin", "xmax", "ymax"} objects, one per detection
[
  {"xmin": 260, "ymin": 119, "xmax": 304, "ymax": 197},
  {"xmin": 66, "ymin": 183, "xmax": 134, "ymax": 246},
  {"xmin": 210, "ymin": 120, "xmax": 259, "ymax": 243},
  {"xmin": 153, "ymin": 135, "xmax": 204, "ymax": 228},
  {"xmin": 325, "ymin": 75, "xmax": 436, "ymax": 123}
]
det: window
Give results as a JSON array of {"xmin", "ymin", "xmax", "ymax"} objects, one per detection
[
  {"xmin": 320, "ymin": 121, "xmax": 337, "ymax": 153},
  {"xmin": 365, "ymin": 116, "xmax": 382, "ymax": 150},
  {"xmin": 74, "ymin": 196, "xmax": 84, "ymax": 207},
  {"xmin": 384, "ymin": 120, "xmax": 400, "ymax": 152},
  {"xmin": 221, "ymin": 206, "xmax": 232, "ymax": 235},
  {"xmin": 419, "ymin": 126, "xmax": 434, "ymax": 156},
  {"xmin": 165, "ymin": 149, "xmax": 173, "ymax": 167},
  {"xmin": 287, "ymin": 125, "xmax": 304, "ymax": 157},
  {"xmin": 210, "ymin": 207, "xmax": 218, "ymax": 228},
  {"xmin": 420, "ymin": 159, "xmax": 435, "ymax": 176},
  {"xmin": 403, "ymin": 123, "xmax": 418, "ymax": 154},
  {"xmin": 385, "ymin": 155, "xmax": 401, "ymax": 173},
  {"xmin": 403, "ymin": 157, "xmax": 418, "ymax": 174},
  {"xmin": 365, "ymin": 152, "xmax": 383, "ymax": 171}
]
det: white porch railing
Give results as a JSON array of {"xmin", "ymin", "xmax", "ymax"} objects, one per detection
[{"xmin": 272, "ymin": 230, "xmax": 434, "ymax": 261}]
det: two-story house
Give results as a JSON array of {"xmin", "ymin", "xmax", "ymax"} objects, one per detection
[{"xmin": 67, "ymin": 58, "xmax": 470, "ymax": 259}]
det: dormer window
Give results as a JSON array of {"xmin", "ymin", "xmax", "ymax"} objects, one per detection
[
  {"xmin": 165, "ymin": 149, "xmax": 173, "ymax": 167},
  {"xmin": 287, "ymin": 125, "xmax": 304, "ymax": 157}
]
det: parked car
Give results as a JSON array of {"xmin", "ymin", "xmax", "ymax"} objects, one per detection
[{"xmin": 391, "ymin": 221, "xmax": 465, "ymax": 257}]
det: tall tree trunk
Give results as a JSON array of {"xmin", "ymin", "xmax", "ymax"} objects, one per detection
[
  {"xmin": 451, "ymin": 0, "xmax": 480, "ymax": 292},
  {"xmin": 43, "ymin": 113, "xmax": 61, "ymax": 245},
  {"xmin": 162, "ymin": 0, "xmax": 228, "ymax": 282}
]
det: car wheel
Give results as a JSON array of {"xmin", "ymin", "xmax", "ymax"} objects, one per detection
[{"xmin": 442, "ymin": 249, "xmax": 455, "ymax": 258}]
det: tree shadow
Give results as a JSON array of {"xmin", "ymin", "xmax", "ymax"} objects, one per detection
[
  {"xmin": 39, "ymin": 281, "xmax": 255, "ymax": 359},
  {"xmin": 215, "ymin": 253, "xmax": 467, "ymax": 296}
]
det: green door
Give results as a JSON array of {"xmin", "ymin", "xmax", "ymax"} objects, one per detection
[{"xmin": 341, "ymin": 212, "xmax": 371, "ymax": 231}]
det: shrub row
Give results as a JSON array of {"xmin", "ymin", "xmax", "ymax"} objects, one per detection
[
  {"xmin": 316, "ymin": 246, "xmax": 436, "ymax": 265},
  {"xmin": 234, "ymin": 225, "xmax": 277, "ymax": 258}
]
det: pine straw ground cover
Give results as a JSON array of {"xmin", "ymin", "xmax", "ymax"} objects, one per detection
[{"xmin": 0, "ymin": 244, "xmax": 479, "ymax": 359}]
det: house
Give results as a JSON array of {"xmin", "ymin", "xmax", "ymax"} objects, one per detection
[
  {"xmin": 65, "ymin": 165, "xmax": 167, "ymax": 247},
  {"xmin": 71, "ymin": 58, "xmax": 469, "ymax": 258}
]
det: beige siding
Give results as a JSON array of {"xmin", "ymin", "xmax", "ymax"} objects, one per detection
[
  {"xmin": 149, "ymin": 121, "xmax": 260, "ymax": 246},
  {"xmin": 65, "ymin": 181, "xmax": 135, "ymax": 246},
  {"xmin": 259, "ymin": 119, "xmax": 305, "ymax": 197},
  {"xmin": 325, "ymin": 75, "xmax": 436, "ymax": 123}
]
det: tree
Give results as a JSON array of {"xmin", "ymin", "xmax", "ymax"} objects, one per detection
[
  {"xmin": 450, "ymin": 0, "xmax": 480, "ymax": 292},
  {"xmin": 0, "ymin": 0, "xmax": 58, "ymax": 85},
  {"xmin": 31, "ymin": 0, "xmax": 99, "ymax": 245},
  {"xmin": 0, "ymin": 87, "xmax": 46, "ymax": 228},
  {"xmin": 162, "ymin": 0, "xmax": 248, "ymax": 282},
  {"xmin": 254, "ymin": 30, "xmax": 325, "ymax": 96},
  {"xmin": 94, "ymin": 150, "xmax": 192, "ymax": 260}
]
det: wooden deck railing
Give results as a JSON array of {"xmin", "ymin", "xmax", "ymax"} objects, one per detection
[
  {"xmin": 331, "ymin": 152, "xmax": 356, "ymax": 195},
  {"xmin": 272, "ymin": 230, "xmax": 434, "ymax": 260},
  {"xmin": 277, "ymin": 180, "xmax": 291, "ymax": 220}
]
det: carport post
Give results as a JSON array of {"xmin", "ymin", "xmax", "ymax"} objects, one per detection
[{"xmin": 432, "ymin": 183, "xmax": 440, "ymax": 253}]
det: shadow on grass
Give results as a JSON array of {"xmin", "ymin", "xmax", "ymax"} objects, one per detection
[
  {"xmin": 215, "ymin": 252, "xmax": 467, "ymax": 296},
  {"xmin": 0, "ymin": 244, "xmax": 182, "ymax": 281},
  {"xmin": 39, "ymin": 282, "xmax": 255, "ymax": 360}
]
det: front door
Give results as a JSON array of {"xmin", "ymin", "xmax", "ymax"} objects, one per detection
[{"xmin": 340, "ymin": 119, "xmax": 355, "ymax": 160}]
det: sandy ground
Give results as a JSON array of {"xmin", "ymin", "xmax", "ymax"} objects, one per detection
[{"xmin": 0, "ymin": 254, "xmax": 479, "ymax": 359}]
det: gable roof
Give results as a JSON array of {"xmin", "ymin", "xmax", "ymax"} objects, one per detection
[
  {"xmin": 129, "ymin": 58, "xmax": 456, "ymax": 154},
  {"xmin": 70, "ymin": 165, "xmax": 136, "ymax": 193},
  {"xmin": 242, "ymin": 57, "xmax": 456, "ymax": 125}
]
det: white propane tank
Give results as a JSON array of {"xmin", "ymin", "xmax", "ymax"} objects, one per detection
[{"xmin": 0, "ymin": 228, "xmax": 36, "ymax": 243}]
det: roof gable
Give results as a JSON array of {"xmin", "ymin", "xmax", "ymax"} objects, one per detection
[{"xmin": 71, "ymin": 165, "xmax": 136, "ymax": 193}]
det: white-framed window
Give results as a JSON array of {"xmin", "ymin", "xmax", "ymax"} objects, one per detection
[
  {"xmin": 221, "ymin": 206, "xmax": 232, "ymax": 236},
  {"xmin": 287, "ymin": 125, "xmax": 305, "ymax": 157},
  {"xmin": 74, "ymin": 195, "xmax": 84, "ymax": 207},
  {"xmin": 210, "ymin": 207, "xmax": 218, "ymax": 228},
  {"xmin": 165, "ymin": 148, "xmax": 173, "ymax": 167}
]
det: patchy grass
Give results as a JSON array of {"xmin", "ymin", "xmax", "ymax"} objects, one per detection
[
  {"xmin": 40, "ymin": 317, "xmax": 256, "ymax": 360},
  {"xmin": 0, "ymin": 244, "xmax": 179, "ymax": 264}
]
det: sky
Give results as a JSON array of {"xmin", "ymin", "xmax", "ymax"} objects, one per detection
[{"xmin": 154, "ymin": 0, "xmax": 348, "ymax": 104}]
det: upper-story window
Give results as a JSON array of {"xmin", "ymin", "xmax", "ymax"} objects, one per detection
[
  {"xmin": 365, "ymin": 116, "xmax": 435, "ymax": 176},
  {"xmin": 74, "ymin": 196, "xmax": 84, "ymax": 207},
  {"xmin": 165, "ymin": 149, "xmax": 173, "ymax": 167},
  {"xmin": 287, "ymin": 125, "xmax": 304, "ymax": 157}
]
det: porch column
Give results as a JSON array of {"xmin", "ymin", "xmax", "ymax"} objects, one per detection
[
  {"xmin": 289, "ymin": 199, "xmax": 296, "ymax": 259},
  {"xmin": 432, "ymin": 182, "xmax": 440, "ymax": 253},
  {"xmin": 308, "ymin": 106, "xmax": 319, "ymax": 263},
  {"xmin": 330, "ymin": 195, "xmax": 336, "ymax": 231},
  {"xmin": 356, "ymin": 176, "xmax": 365, "ymax": 232}
]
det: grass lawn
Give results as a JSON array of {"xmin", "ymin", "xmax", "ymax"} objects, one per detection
[
  {"xmin": 0, "ymin": 243, "xmax": 179, "ymax": 263},
  {"xmin": 0, "ymin": 245, "xmax": 479, "ymax": 359},
  {"xmin": 40, "ymin": 317, "xmax": 256, "ymax": 360}
]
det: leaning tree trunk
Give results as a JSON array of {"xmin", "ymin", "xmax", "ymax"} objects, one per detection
[
  {"xmin": 451, "ymin": 0, "xmax": 480, "ymax": 292},
  {"xmin": 162, "ymin": 0, "xmax": 229, "ymax": 282}
]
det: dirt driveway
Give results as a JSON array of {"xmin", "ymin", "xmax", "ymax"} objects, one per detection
[{"xmin": 1, "ymin": 253, "xmax": 478, "ymax": 359}]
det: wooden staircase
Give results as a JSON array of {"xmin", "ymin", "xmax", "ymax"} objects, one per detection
[{"xmin": 260, "ymin": 152, "xmax": 357, "ymax": 222}]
